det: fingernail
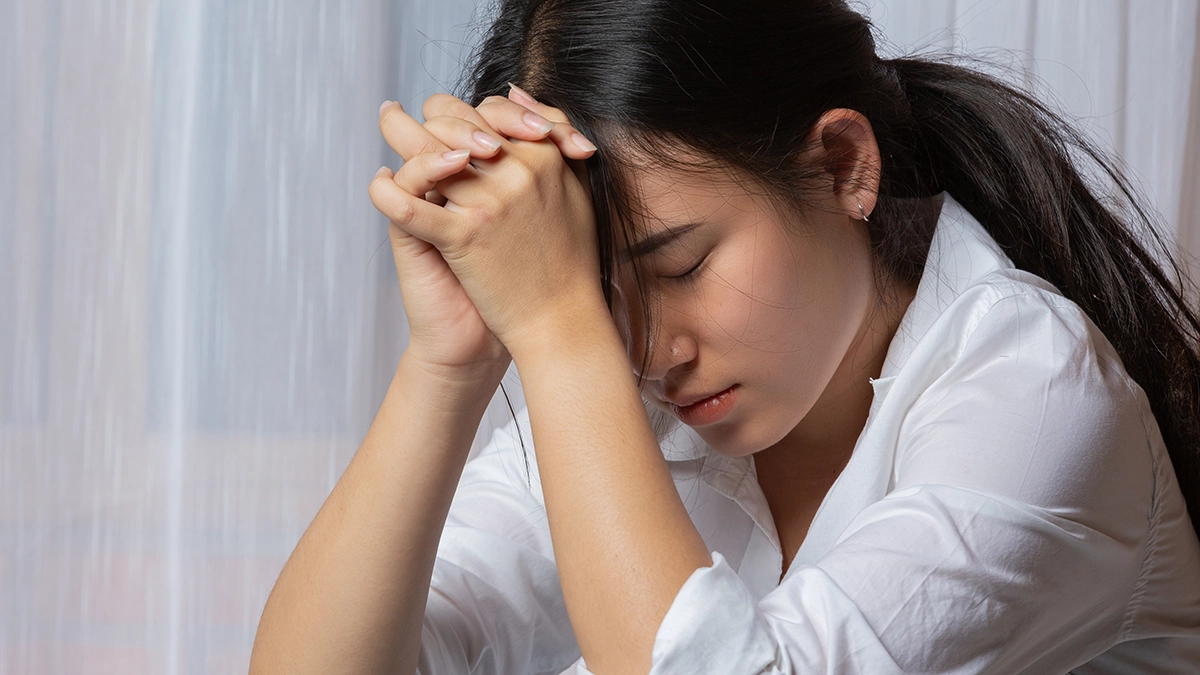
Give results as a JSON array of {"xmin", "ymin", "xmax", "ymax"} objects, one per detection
[
  {"xmin": 375, "ymin": 166, "xmax": 389, "ymax": 177},
  {"xmin": 523, "ymin": 111, "xmax": 554, "ymax": 134},
  {"xmin": 507, "ymin": 82, "xmax": 538, "ymax": 106},
  {"xmin": 571, "ymin": 133, "xmax": 597, "ymax": 152},
  {"xmin": 442, "ymin": 149, "xmax": 471, "ymax": 163},
  {"xmin": 379, "ymin": 100, "xmax": 395, "ymax": 115},
  {"xmin": 473, "ymin": 131, "xmax": 502, "ymax": 152}
]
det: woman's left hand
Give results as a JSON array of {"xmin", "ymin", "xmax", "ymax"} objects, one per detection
[{"xmin": 370, "ymin": 93, "xmax": 606, "ymax": 358}]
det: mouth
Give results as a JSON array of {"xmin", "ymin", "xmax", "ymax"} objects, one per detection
[{"xmin": 666, "ymin": 384, "xmax": 739, "ymax": 427}]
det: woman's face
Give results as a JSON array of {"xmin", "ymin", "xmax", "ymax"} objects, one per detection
[{"xmin": 612, "ymin": 163, "xmax": 881, "ymax": 458}]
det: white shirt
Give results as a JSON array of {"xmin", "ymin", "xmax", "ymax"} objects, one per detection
[{"xmin": 416, "ymin": 193, "xmax": 1200, "ymax": 674}]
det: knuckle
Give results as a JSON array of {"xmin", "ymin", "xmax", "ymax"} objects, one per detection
[
  {"xmin": 445, "ymin": 99, "xmax": 477, "ymax": 120},
  {"xmin": 393, "ymin": 197, "xmax": 416, "ymax": 224},
  {"xmin": 426, "ymin": 93, "xmax": 474, "ymax": 121},
  {"xmin": 368, "ymin": 174, "xmax": 392, "ymax": 201},
  {"xmin": 421, "ymin": 93, "xmax": 454, "ymax": 119},
  {"xmin": 429, "ymin": 114, "xmax": 472, "ymax": 135},
  {"xmin": 507, "ymin": 161, "xmax": 537, "ymax": 190},
  {"xmin": 540, "ymin": 105, "xmax": 570, "ymax": 124},
  {"xmin": 476, "ymin": 97, "xmax": 510, "ymax": 123},
  {"xmin": 412, "ymin": 136, "xmax": 441, "ymax": 156},
  {"xmin": 371, "ymin": 178, "xmax": 415, "ymax": 223},
  {"xmin": 470, "ymin": 197, "xmax": 502, "ymax": 232},
  {"xmin": 368, "ymin": 176, "xmax": 384, "ymax": 200},
  {"xmin": 456, "ymin": 221, "xmax": 481, "ymax": 248}
]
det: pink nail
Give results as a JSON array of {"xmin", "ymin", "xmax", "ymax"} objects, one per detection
[
  {"xmin": 571, "ymin": 133, "xmax": 597, "ymax": 152},
  {"xmin": 442, "ymin": 149, "xmax": 471, "ymax": 163},
  {"xmin": 523, "ymin": 111, "xmax": 554, "ymax": 134},
  {"xmin": 473, "ymin": 131, "xmax": 502, "ymax": 152},
  {"xmin": 507, "ymin": 82, "xmax": 538, "ymax": 106},
  {"xmin": 379, "ymin": 100, "xmax": 395, "ymax": 115},
  {"xmin": 375, "ymin": 166, "xmax": 389, "ymax": 177}
]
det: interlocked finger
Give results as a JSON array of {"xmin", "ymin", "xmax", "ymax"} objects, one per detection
[
  {"xmin": 389, "ymin": 149, "xmax": 475, "ymax": 201},
  {"xmin": 476, "ymin": 92, "xmax": 597, "ymax": 160},
  {"xmin": 380, "ymin": 101, "xmax": 448, "ymax": 162},
  {"xmin": 422, "ymin": 93, "xmax": 505, "ymax": 137},
  {"xmin": 368, "ymin": 166, "xmax": 459, "ymax": 245},
  {"xmin": 421, "ymin": 115, "xmax": 507, "ymax": 161},
  {"xmin": 504, "ymin": 84, "xmax": 571, "ymax": 124}
]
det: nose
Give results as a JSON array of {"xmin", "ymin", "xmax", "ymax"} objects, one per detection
[
  {"xmin": 612, "ymin": 274, "xmax": 699, "ymax": 382},
  {"xmin": 632, "ymin": 322, "xmax": 698, "ymax": 382}
]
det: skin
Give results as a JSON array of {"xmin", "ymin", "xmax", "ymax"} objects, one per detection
[
  {"xmin": 249, "ymin": 85, "xmax": 912, "ymax": 675},
  {"xmin": 614, "ymin": 160, "xmax": 914, "ymax": 576}
]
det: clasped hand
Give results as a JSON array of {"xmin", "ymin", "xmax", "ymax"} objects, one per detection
[{"xmin": 368, "ymin": 88, "xmax": 606, "ymax": 374}]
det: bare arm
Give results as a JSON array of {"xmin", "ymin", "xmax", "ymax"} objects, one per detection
[
  {"xmin": 249, "ymin": 352, "xmax": 506, "ymax": 675},
  {"xmin": 512, "ymin": 307, "xmax": 712, "ymax": 674},
  {"xmin": 366, "ymin": 90, "xmax": 715, "ymax": 672}
]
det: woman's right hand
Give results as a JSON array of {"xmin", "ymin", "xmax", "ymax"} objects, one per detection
[{"xmin": 370, "ymin": 89, "xmax": 595, "ymax": 377}]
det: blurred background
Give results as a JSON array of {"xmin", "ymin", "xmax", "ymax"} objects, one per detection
[{"xmin": 1, "ymin": 0, "xmax": 1197, "ymax": 672}]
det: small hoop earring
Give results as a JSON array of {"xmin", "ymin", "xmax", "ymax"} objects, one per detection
[{"xmin": 858, "ymin": 203, "xmax": 870, "ymax": 222}]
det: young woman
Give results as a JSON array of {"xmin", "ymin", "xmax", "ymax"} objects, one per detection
[{"xmin": 250, "ymin": 1, "xmax": 1200, "ymax": 673}]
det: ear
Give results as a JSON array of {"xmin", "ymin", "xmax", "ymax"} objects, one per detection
[{"xmin": 805, "ymin": 108, "xmax": 881, "ymax": 221}]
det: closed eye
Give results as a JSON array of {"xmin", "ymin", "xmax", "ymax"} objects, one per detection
[{"xmin": 665, "ymin": 254, "xmax": 708, "ymax": 283}]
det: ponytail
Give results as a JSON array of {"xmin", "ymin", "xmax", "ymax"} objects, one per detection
[{"xmin": 871, "ymin": 56, "xmax": 1200, "ymax": 534}]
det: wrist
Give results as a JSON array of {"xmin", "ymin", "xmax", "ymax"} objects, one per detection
[
  {"xmin": 397, "ymin": 350, "xmax": 510, "ymax": 410},
  {"xmin": 505, "ymin": 294, "xmax": 624, "ymax": 369}
]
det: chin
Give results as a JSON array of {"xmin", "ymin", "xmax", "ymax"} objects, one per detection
[
  {"xmin": 697, "ymin": 422, "xmax": 783, "ymax": 459},
  {"xmin": 697, "ymin": 399, "xmax": 810, "ymax": 459}
]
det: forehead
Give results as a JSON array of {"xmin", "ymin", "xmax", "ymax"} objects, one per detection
[{"xmin": 618, "ymin": 159, "xmax": 766, "ymax": 235}]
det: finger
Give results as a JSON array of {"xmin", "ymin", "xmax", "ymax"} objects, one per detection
[
  {"xmin": 380, "ymin": 101, "xmax": 448, "ymax": 162},
  {"xmin": 422, "ymin": 92, "xmax": 596, "ymax": 159},
  {"xmin": 475, "ymin": 95, "xmax": 556, "ymax": 141},
  {"xmin": 505, "ymin": 83, "xmax": 570, "ymax": 123},
  {"xmin": 506, "ymin": 84, "xmax": 598, "ymax": 157},
  {"xmin": 505, "ymin": 84, "xmax": 597, "ymax": 158},
  {"xmin": 421, "ymin": 93, "xmax": 503, "ymax": 137},
  {"xmin": 421, "ymin": 115, "xmax": 505, "ymax": 159},
  {"xmin": 476, "ymin": 94, "xmax": 597, "ymax": 160},
  {"xmin": 425, "ymin": 189, "xmax": 448, "ymax": 207},
  {"xmin": 390, "ymin": 148, "xmax": 474, "ymax": 198},
  {"xmin": 368, "ymin": 165, "xmax": 460, "ymax": 245}
]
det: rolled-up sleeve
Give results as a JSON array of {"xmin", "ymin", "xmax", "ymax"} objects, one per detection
[
  {"xmin": 650, "ymin": 292, "xmax": 1155, "ymax": 674},
  {"xmin": 652, "ymin": 550, "xmax": 904, "ymax": 674}
]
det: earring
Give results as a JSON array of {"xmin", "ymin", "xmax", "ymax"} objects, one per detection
[{"xmin": 858, "ymin": 203, "xmax": 870, "ymax": 222}]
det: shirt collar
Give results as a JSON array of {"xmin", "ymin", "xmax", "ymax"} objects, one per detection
[{"xmin": 878, "ymin": 192, "xmax": 1014, "ymax": 378}]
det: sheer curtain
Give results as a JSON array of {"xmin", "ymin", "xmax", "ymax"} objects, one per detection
[{"xmin": 1, "ymin": 1, "xmax": 1196, "ymax": 673}]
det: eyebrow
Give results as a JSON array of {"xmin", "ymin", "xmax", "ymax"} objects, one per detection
[{"xmin": 619, "ymin": 222, "xmax": 701, "ymax": 263}]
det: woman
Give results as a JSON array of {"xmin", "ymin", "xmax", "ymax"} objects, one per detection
[{"xmin": 250, "ymin": 0, "xmax": 1200, "ymax": 673}]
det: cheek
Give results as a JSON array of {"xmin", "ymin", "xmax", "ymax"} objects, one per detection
[
  {"xmin": 693, "ymin": 238, "xmax": 826, "ymax": 361},
  {"xmin": 699, "ymin": 235, "xmax": 870, "ymax": 396}
]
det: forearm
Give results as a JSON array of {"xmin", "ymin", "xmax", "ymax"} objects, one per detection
[
  {"xmin": 250, "ymin": 352, "xmax": 506, "ymax": 675},
  {"xmin": 510, "ymin": 309, "xmax": 711, "ymax": 674}
]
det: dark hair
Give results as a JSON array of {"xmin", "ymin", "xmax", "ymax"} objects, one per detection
[{"xmin": 459, "ymin": 0, "xmax": 1200, "ymax": 537}]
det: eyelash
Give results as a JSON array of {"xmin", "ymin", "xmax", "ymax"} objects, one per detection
[{"xmin": 667, "ymin": 255, "xmax": 708, "ymax": 283}]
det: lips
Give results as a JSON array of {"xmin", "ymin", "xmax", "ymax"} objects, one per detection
[
  {"xmin": 666, "ymin": 387, "xmax": 733, "ymax": 408},
  {"xmin": 664, "ymin": 384, "xmax": 739, "ymax": 427}
]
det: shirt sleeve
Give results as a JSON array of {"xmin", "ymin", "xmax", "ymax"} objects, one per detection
[
  {"xmin": 417, "ymin": 409, "xmax": 582, "ymax": 675},
  {"xmin": 650, "ymin": 291, "xmax": 1157, "ymax": 674}
]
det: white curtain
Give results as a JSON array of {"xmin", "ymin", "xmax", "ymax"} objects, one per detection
[{"xmin": 1, "ymin": 1, "xmax": 1196, "ymax": 673}]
